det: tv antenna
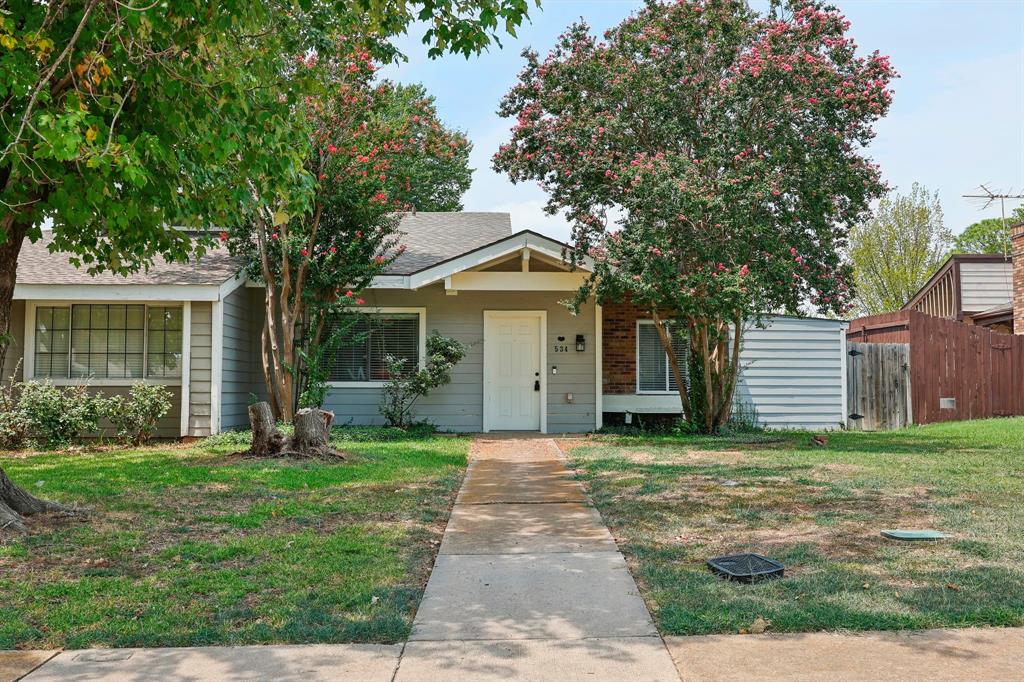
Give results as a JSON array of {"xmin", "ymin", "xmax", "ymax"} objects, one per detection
[{"xmin": 962, "ymin": 184, "xmax": 1024, "ymax": 258}]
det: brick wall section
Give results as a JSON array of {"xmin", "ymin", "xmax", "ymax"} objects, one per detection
[
  {"xmin": 1013, "ymin": 221, "xmax": 1024, "ymax": 335},
  {"xmin": 602, "ymin": 300, "xmax": 651, "ymax": 394}
]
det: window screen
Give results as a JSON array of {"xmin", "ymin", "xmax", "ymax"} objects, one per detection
[
  {"xmin": 637, "ymin": 321, "xmax": 688, "ymax": 393},
  {"xmin": 329, "ymin": 313, "xmax": 420, "ymax": 382},
  {"xmin": 33, "ymin": 307, "xmax": 71, "ymax": 378},
  {"xmin": 147, "ymin": 307, "xmax": 183, "ymax": 378}
]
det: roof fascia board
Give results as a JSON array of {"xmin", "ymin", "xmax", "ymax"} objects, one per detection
[
  {"xmin": 13, "ymin": 284, "xmax": 221, "ymax": 301},
  {"xmin": 409, "ymin": 231, "xmax": 591, "ymax": 289}
]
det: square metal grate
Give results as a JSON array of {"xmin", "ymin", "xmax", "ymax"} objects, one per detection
[{"xmin": 707, "ymin": 553, "xmax": 784, "ymax": 583}]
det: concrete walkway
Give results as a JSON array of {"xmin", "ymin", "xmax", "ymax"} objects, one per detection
[{"xmin": 392, "ymin": 436, "xmax": 681, "ymax": 681}]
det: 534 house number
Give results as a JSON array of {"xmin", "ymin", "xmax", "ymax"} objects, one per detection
[{"xmin": 553, "ymin": 344, "xmax": 570, "ymax": 353}]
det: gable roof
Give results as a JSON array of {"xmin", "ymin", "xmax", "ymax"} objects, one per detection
[
  {"xmin": 902, "ymin": 252, "xmax": 1010, "ymax": 312},
  {"xmin": 385, "ymin": 212, "xmax": 512, "ymax": 274},
  {"xmin": 16, "ymin": 234, "xmax": 242, "ymax": 287}
]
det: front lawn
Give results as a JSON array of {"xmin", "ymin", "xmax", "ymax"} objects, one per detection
[
  {"xmin": 0, "ymin": 429, "xmax": 468, "ymax": 649},
  {"xmin": 566, "ymin": 418, "xmax": 1024, "ymax": 636}
]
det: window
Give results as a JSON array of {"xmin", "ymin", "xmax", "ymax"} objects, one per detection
[
  {"xmin": 329, "ymin": 313, "xmax": 421, "ymax": 383},
  {"xmin": 32, "ymin": 304, "xmax": 183, "ymax": 380},
  {"xmin": 147, "ymin": 307, "xmax": 184, "ymax": 378},
  {"xmin": 637, "ymin": 320, "xmax": 689, "ymax": 393},
  {"xmin": 33, "ymin": 307, "xmax": 70, "ymax": 378}
]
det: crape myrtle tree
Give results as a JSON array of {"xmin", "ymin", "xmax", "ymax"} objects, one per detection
[
  {"xmin": 227, "ymin": 54, "xmax": 472, "ymax": 426},
  {"xmin": 0, "ymin": 0, "xmax": 526, "ymax": 531},
  {"xmin": 493, "ymin": 0, "xmax": 895, "ymax": 431}
]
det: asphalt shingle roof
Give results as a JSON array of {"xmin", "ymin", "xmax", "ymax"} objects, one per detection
[
  {"xmin": 16, "ymin": 235, "xmax": 242, "ymax": 286},
  {"xmin": 385, "ymin": 212, "xmax": 512, "ymax": 274},
  {"xmin": 15, "ymin": 212, "xmax": 514, "ymax": 286}
]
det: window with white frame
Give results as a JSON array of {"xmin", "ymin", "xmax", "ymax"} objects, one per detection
[
  {"xmin": 33, "ymin": 304, "xmax": 183, "ymax": 380},
  {"xmin": 636, "ymin": 320, "xmax": 689, "ymax": 393},
  {"xmin": 329, "ymin": 312, "xmax": 421, "ymax": 383}
]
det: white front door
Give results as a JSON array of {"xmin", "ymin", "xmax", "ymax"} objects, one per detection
[{"xmin": 484, "ymin": 312, "xmax": 543, "ymax": 431}]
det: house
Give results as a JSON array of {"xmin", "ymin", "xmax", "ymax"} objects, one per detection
[
  {"xmin": 902, "ymin": 253, "xmax": 1014, "ymax": 333},
  {"xmin": 6, "ymin": 212, "xmax": 849, "ymax": 437}
]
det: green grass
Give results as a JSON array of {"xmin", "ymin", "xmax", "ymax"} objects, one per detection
[
  {"xmin": 567, "ymin": 418, "xmax": 1024, "ymax": 636},
  {"xmin": 0, "ymin": 431, "xmax": 468, "ymax": 649}
]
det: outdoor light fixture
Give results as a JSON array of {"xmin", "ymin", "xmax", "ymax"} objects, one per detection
[{"xmin": 575, "ymin": 334, "xmax": 586, "ymax": 352}]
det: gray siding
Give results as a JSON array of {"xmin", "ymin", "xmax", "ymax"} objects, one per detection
[
  {"xmin": 959, "ymin": 261, "xmax": 1012, "ymax": 312},
  {"xmin": 323, "ymin": 284, "xmax": 598, "ymax": 433},
  {"xmin": 189, "ymin": 302, "xmax": 213, "ymax": 436},
  {"xmin": 733, "ymin": 316, "xmax": 846, "ymax": 430},
  {"xmin": 221, "ymin": 287, "xmax": 266, "ymax": 429},
  {"xmin": 2, "ymin": 299, "xmax": 25, "ymax": 382}
]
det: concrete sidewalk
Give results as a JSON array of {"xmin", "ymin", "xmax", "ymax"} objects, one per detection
[{"xmin": 392, "ymin": 436, "xmax": 681, "ymax": 681}]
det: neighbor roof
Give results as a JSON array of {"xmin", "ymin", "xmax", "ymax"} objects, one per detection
[
  {"xmin": 385, "ymin": 212, "xmax": 512, "ymax": 274},
  {"xmin": 16, "ymin": 234, "xmax": 242, "ymax": 287}
]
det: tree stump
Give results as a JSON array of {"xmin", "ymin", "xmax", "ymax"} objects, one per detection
[
  {"xmin": 248, "ymin": 402, "xmax": 287, "ymax": 457},
  {"xmin": 1, "ymin": 465, "xmax": 82, "ymax": 535},
  {"xmin": 245, "ymin": 401, "xmax": 343, "ymax": 461}
]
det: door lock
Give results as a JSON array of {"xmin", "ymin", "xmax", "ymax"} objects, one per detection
[{"xmin": 534, "ymin": 379, "xmax": 540, "ymax": 391}]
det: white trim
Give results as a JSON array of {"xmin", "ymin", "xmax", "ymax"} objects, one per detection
[
  {"xmin": 23, "ymin": 301, "xmax": 36, "ymax": 380},
  {"xmin": 604, "ymin": 393, "xmax": 686, "ymax": 414},
  {"xmin": 24, "ymin": 301, "xmax": 187, "ymax": 384},
  {"xmin": 180, "ymin": 301, "xmax": 192, "ymax": 437},
  {"xmin": 325, "ymin": 307, "xmax": 427, "ymax": 388},
  {"xmin": 595, "ymin": 304, "xmax": 603, "ymax": 431},
  {"xmin": 366, "ymin": 275, "xmax": 411, "ymax": 289},
  {"xmin": 840, "ymin": 324, "xmax": 848, "ymax": 427},
  {"xmin": 482, "ymin": 310, "xmax": 547, "ymax": 433},
  {"xmin": 211, "ymin": 300, "xmax": 224, "ymax": 434},
  {"xmin": 410, "ymin": 232, "xmax": 592, "ymax": 290},
  {"xmin": 218, "ymin": 273, "xmax": 248, "ymax": 300},
  {"xmin": 447, "ymin": 271, "xmax": 589, "ymax": 292},
  {"xmin": 14, "ymin": 284, "xmax": 221, "ymax": 301}
]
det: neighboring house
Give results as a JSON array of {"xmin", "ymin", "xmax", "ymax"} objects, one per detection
[
  {"xmin": 7, "ymin": 212, "xmax": 849, "ymax": 436},
  {"xmin": 902, "ymin": 253, "xmax": 1014, "ymax": 333}
]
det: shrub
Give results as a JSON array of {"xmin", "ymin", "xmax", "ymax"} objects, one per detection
[
  {"xmin": 17, "ymin": 381, "xmax": 105, "ymax": 449},
  {"xmin": 0, "ymin": 370, "xmax": 28, "ymax": 449},
  {"xmin": 380, "ymin": 332, "xmax": 467, "ymax": 428},
  {"xmin": 105, "ymin": 383, "xmax": 173, "ymax": 445}
]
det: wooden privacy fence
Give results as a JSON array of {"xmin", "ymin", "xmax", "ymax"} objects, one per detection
[
  {"xmin": 848, "ymin": 310, "xmax": 1024, "ymax": 426},
  {"xmin": 846, "ymin": 343, "xmax": 911, "ymax": 430}
]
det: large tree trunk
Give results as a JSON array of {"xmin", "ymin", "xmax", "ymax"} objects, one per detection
[
  {"xmin": 244, "ymin": 401, "xmax": 343, "ymax": 460},
  {"xmin": 0, "ymin": 465, "xmax": 79, "ymax": 535},
  {"xmin": 0, "ymin": 216, "xmax": 30, "ymax": 375}
]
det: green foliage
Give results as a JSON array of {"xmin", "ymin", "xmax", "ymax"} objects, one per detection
[
  {"xmin": 380, "ymin": 332, "xmax": 468, "ymax": 428},
  {"xmin": 0, "ymin": 375, "xmax": 28, "ymax": 450},
  {"xmin": 493, "ymin": 0, "xmax": 895, "ymax": 429},
  {"xmin": 951, "ymin": 206, "xmax": 1024, "ymax": 255},
  {"xmin": 15, "ymin": 381, "xmax": 105, "ymax": 449},
  {"xmin": 849, "ymin": 183, "xmax": 951, "ymax": 315},
  {"xmin": 104, "ymin": 383, "xmax": 173, "ymax": 445}
]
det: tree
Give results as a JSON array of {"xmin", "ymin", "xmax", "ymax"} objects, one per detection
[
  {"xmin": 952, "ymin": 206, "xmax": 1024, "ymax": 255},
  {"xmin": 849, "ymin": 184, "xmax": 951, "ymax": 315},
  {"xmin": 227, "ymin": 58, "xmax": 472, "ymax": 427},
  {"xmin": 0, "ymin": 0, "xmax": 525, "ymax": 531},
  {"xmin": 493, "ymin": 0, "xmax": 895, "ymax": 431}
]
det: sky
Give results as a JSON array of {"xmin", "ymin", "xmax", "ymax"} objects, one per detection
[{"xmin": 380, "ymin": 0, "xmax": 1024, "ymax": 242}]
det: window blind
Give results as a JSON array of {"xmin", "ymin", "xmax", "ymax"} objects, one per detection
[
  {"xmin": 329, "ymin": 313, "xmax": 420, "ymax": 382},
  {"xmin": 637, "ymin": 320, "xmax": 689, "ymax": 393}
]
